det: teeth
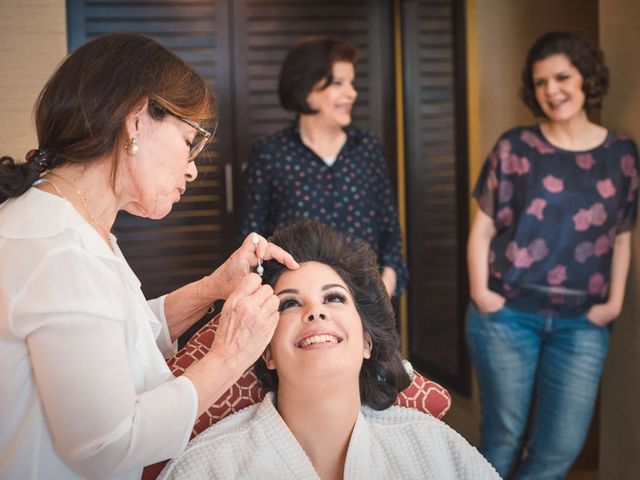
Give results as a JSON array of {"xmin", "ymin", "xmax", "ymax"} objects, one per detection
[
  {"xmin": 549, "ymin": 99, "xmax": 566, "ymax": 108},
  {"xmin": 298, "ymin": 334, "xmax": 340, "ymax": 348}
]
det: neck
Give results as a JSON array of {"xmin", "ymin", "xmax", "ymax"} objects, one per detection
[
  {"xmin": 539, "ymin": 111, "xmax": 606, "ymax": 150},
  {"xmin": 298, "ymin": 115, "xmax": 347, "ymax": 158},
  {"xmin": 44, "ymin": 161, "xmax": 118, "ymax": 246},
  {"xmin": 276, "ymin": 379, "xmax": 361, "ymax": 480}
]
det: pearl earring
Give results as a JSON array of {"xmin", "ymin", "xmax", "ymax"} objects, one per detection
[{"xmin": 126, "ymin": 138, "xmax": 140, "ymax": 155}]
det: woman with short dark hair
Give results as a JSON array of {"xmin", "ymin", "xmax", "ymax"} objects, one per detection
[
  {"xmin": 239, "ymin": 36, "xmax": 408, "ymax": 297},
  {"xmin": 159, "ymin": 220, "xmax": 499, "ymax": 479},
  {"xmin": 0, "ymin": 32, "xmax": 298, "ymax": 479},
  {"xmin": 467, "ymin": 31, "xmax": 639, "ymax": 478}
]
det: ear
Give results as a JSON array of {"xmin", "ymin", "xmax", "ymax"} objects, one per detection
[
  {"xmin": 363, "ymin": 332, "xmax": 372, "ymax": 360},
  {"xmin": 124, "ymin": 99, "xmax": 149, "ymax": 139},
  {"xmin": 262, "ymin": 345, "xmax": 277, "ymax": 370}
]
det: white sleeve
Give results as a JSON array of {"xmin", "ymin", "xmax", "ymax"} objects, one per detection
[
  {"xmin": 147, "ymin": 295, "xmax": 178, "ymax": 358},
  {"xmin": 11, "ymin": 249, "xmax": 198, "ymax": 479}
]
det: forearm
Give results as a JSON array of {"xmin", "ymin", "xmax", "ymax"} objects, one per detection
[
  {"xmin": 467, "ymin": 209, "xmax": 496, "ymax": 301},
  {"xmin": 164, "ymin": 274, "xmax": 222, "ymax": 342},
  {"xmin": 606, "ymin": 231, "xmax": 632, "ymax": 313},
  {"xmin": 381, "ymin": 266, "xmax": 397, "ymax": 296},
  {"xmin": 183, "ymin": 348, "xmax": 247, "ymax": 415}
]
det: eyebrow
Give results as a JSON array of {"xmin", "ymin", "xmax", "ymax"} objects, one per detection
[
  {"xmin": 275, "ymin": 283, "xmax": 348, "ymax": 296},
  {"xmin": 533, "ymin": 70, "xmax": 571, "ymax": 80}
]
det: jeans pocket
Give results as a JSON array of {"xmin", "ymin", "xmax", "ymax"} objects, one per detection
[
  {"xmin": 478, "ymin": 303, "xmax": 507, "ymax": 316},
  {"xmin": 470, "ymin": 302, "xmax": 508, "ymax": 321}
]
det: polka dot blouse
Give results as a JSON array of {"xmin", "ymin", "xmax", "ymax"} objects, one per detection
[
  {"xmin": 473, "ymin": 125, "xmax": 639, "ymax": 317},
  {"xmin": 239, "ymin": 122, "xmax": 408, "ymax": 295}
]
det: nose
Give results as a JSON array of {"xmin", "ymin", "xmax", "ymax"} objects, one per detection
[
  {"xmin": 347, "ymin": 82, "xmax": 357, "ymax": 100},
  {"xmin": 544, "ymin": 79, "xmax": 559, "ymax": 96},
  {"xmin": 304, "ymin": 306, "xmax": 327, "ymax": 322},
  {"xmin": 185, "ymin": 162, "xmax": 198, "ymax": 182}
]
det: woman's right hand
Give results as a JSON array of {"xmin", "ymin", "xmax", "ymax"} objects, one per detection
[
  {"xmin": 210, "ymin": 273, "xmax": 280, "ymax": 370},
  {"xmin": 205, "ymin": 233, "xmax": 298, "ymax": 302},
  {"xmin": 472, "ymin": 288, "xmax": 506, "ymax": 314}
]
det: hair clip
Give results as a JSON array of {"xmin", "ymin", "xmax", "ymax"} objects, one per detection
[{"xmin": 26, "ymin": 149, "xmax": 50, "ymax": 173}]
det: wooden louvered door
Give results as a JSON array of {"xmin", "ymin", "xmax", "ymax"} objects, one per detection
[
  {"xmin": 65, "ymin": 0, "xmax": 395, "ymax": 318},
  {"xmin": 230, "ymin": 0, "xmax": 395, "ymax": 177},
  {"xmin": 402, "ymin": 0, "xmax": 470, "ymax": 394},
  {"xmin": 67, "ymin": 0, "xmax": 235, "ymax": 302},
  {"xmin": 66, "ymin": 0, "xmax": 472, "ymax": 391}
]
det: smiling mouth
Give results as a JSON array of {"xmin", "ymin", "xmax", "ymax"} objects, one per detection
[
  {"xmin": 296, "ymin": 334, "xmax": 343, "ymax": 349},
  {"xmin": 547, "ymin": 98, "xmax": 568, "ymax": 109}
]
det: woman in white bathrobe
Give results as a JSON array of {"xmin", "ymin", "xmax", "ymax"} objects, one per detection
[{"xmin": 159, "ymin": 220, "xmax": 498, "ymax": 480}]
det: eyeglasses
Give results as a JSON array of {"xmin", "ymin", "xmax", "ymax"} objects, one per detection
[{"xmin": 151, "ymin": 102, "xmax": 215, "ymax": 161}]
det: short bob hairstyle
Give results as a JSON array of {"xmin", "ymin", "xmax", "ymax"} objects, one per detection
[
  {"xmin": 0, "ymin": 32, "xmax": 214, "ymax": 200},
  {"xmin": 255, "ymin": 220, "xmax": 411, "ymax": 410},
  {"xmin": 278, "ymin": 36, "xmax": 356, "ymax": 115},
  {"xmin": 520, "ymin": 31, "xmax": 609, "ymax": 117}
]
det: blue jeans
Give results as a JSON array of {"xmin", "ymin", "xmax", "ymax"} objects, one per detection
[{"xmin": 466, "ymin": 303, "xmax": 609, "ymax": 479}]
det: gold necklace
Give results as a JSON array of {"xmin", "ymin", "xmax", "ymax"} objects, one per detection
[{"xmin": 46, "ymin": 172, "xmax": 112, "ymax": 246}]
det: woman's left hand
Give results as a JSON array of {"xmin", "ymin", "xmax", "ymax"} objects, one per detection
[
  {"xmin": 204, "ymin": 233, "xmax": 299, "ymax": 301},
  {"xmin": 381, "ymin": 267, "xmax": 397, "ymax": 297},
  {"xmin": 586, "ymin": 302, "xmax": 621, "ymax": 327}
]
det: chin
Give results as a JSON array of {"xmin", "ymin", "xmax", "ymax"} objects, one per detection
[
  {"xmin": 129, "ymin": 203, "xmax": 175, "ymax": 220},
  {"xmin": 337, "ymin": 115, "xmax": 352, "ymax": 127},
  {"xmin": 150, "ymin": 205, "xmax": 175, "ymax": 220}
]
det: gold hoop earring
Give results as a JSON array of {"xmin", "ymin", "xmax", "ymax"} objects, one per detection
[{"xmin": 125, "ymin": 138, "xmax": 140, "ymax": 155}]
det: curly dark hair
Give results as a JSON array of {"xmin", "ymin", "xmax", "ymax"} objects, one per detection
[
  {"xmin": 0, "ymin": 32, "xmax": 214, "ymax": 202},
  {"xmin": 520, "ymin": 31, "xmax": 609, "ymax": 117},
  {"xmin": 254, "ymin": 220, "xmax": 410, "ymax": 410},
  {"xmin": 278, "ymin": 36, "xmax": 356, "ymax": 115}
]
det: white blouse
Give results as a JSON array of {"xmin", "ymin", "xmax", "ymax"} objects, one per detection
[{"xmin": 0, "ymin": 188, "xmax": 198, "ymax": 479}]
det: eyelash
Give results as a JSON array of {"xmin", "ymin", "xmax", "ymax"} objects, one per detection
[
  {"xmin": 534, "ymin": 75, "xmax": 571, "ymax": 87},
  {"xmin": 278, "ymin": 292, "xmax": 347, "ymax": 312}
]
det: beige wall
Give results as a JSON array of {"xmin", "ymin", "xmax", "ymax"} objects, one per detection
[
  {"xmin": 453, "ymin": 0, "xmax": 598, "ymax": 445},
  {"xmin": 599, "ymin": 1, "xmax": 640, "ymax": 477},
  {"xmin": 0, "ymin": 0, "xmax": 67, "ymax": 159}
]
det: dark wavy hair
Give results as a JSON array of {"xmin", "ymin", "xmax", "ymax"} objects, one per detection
[
  {"xmin": 278, "ymin": 36, "xmax": 356, "ymax": 115},
  {"xmin": 255, "ymin": 220, "xmax": 410, "ymax": 410},
  {"xmin": 520, "ymin": 31, "xmax": 609, "ymax": 117},
  {"xmin": 0, "ymin": 32, "xmax": 214, "ymax": 201}
]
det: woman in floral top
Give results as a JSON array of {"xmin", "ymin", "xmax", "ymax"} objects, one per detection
[
  {"xmin": 239, "ymin": 36, "xmax": 408, "ymax": 297},
  {"xmin": 467, "ymin": 32, "xmax": 639, "ymax": 479}
]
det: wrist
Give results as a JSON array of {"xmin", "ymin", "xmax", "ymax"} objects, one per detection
[
  {"xmin": 200, "ymin": 273, "xmax": 223, "ymax": 303},
  {"xmin": 470, "ymin": 286, "xmax": 490, "ymax": 302},
  {"xmin": 605, "ymin": 300, "xmax": 622, "ymax": 318}
]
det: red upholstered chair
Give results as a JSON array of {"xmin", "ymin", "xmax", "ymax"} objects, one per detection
[{"xmin": 142, "ymin": 314, "xmax": 451, "ymax": 479}]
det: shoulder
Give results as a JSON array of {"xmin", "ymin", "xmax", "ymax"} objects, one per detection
[
  {"xmin": 496, "ymin": 125, "xmax": 539, "ymax": 145},
  {"xmin": 188, "ymin": 401, "xmax": 261, "ymax": 445},
  {"xmin": 159, "ymin": 403, "xmax": 262, "ymax": 479},
  {"xmin": 0, "ymin": 189, "xmax": 108, "ymax": 277},
  {"xmin": 604, "ymin": 131, "xmax": 639, "ymax": 155},
  {"xmin": 363, "ymin": 406, "xmax": 499, "ymax": 478},
  {"xmin": 250, "ymin": 124, "xmax": 297, "ymax": 152},
  {"xmin": 346, "ymin": 125, "xmax": 381, "ymax": 147},
  {"xmin": 345, "ymin": 126, "xmax": 387, "ymax": 167}
]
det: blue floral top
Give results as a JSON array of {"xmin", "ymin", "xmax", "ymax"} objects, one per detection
[
  {"xmin": 239, "ymin": 122, "xmax": 408, "ymax": 295},
  {"xmin": 473, "ymin": 126, "xmax": 639, "ymax": 317}
]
